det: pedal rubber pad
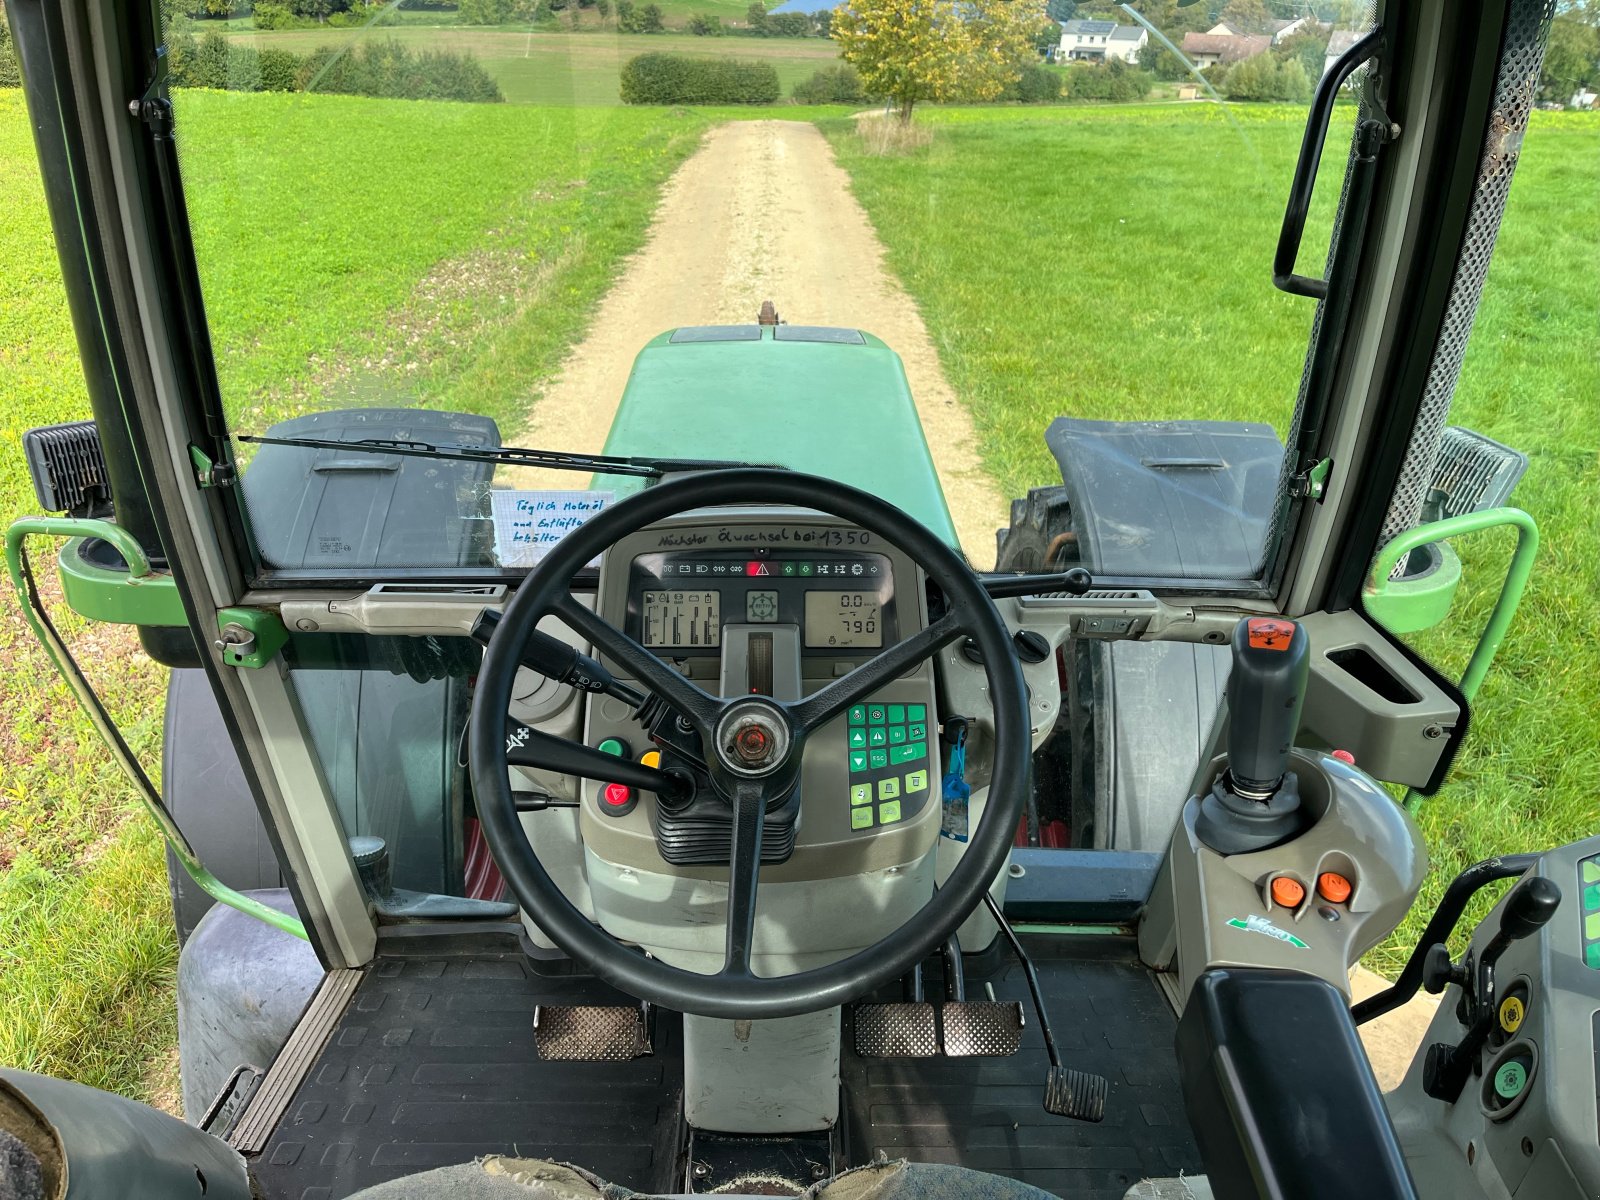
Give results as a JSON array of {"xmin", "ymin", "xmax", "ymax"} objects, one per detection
[
  {"xmin": 940, "ymin": 1001, "xmax": 1024, "ymax": 1058},
  {"xmin": 852, "ymin": 1003, "xmax": 939, "ymax": 1058},
  {"xmin": 532, "ymin": 1005, "xmax": 652, "ymax": 1061},
  {"xmin": 1044, "ymin": 1065, "xmax": 1108, "ymax": 1122}
]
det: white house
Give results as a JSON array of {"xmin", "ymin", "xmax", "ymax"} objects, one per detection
[
  {"xmin": 1059, "ymin": 19, "xmax": 1147, "ymax": 63},
  {"xmin": 1322, "ymin": 29, "xmax": 1368, "ymax": 79},
  {"xmin": 1211, "ymin": 17, "xmax": 1313, "ymax": 44}
]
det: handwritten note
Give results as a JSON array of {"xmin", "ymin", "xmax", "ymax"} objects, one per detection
[{"xmin": 490, "ymin": 489, "xmax": 613, "ymax": 568}]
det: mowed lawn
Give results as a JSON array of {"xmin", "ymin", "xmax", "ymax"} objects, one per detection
[
  {"xmin": 225, "ymin": 27, "xmax": 841, "ymax": 104},
  {"xmin": 0, "ymin": 87, "xmax": 710, "ymax": 1101},
  {"xmin": 826, "ymin": 105, "xmax": 1600, "ymax": 967}
]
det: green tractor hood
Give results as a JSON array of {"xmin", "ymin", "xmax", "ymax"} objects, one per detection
[{"xmin": 596, "ymin": 325, "xmax": 961, "ymax": 550}]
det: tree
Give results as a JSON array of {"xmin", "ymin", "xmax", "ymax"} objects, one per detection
[
  {"xmin": 747, "ymin": 0, "xmax": 768, "ymax": 33},
  {"xmin": 1217, "ymin": 0, "xmax": 1270, "ymax": 35},
  {"xmin": 812, "ymin": 8, "xmax": 832, "ymax": 37},
  {"xmin": 1045, "ymin": 0, "xmax": 1074, "ymax": 22},
  {"xmin": 687, "ymin": 12, "xmax": 723, "ymax": 33},
  {"xmin": 1540, "ymin": 12, "xmax": 1600, "ymax": 104},
  {"xmin": 638, "ymin": 2, "xmax": 664, "ymax": 30},
  {"xmin": 834, "ymin": 0, "xmax": 1047, "ymax": 121}
]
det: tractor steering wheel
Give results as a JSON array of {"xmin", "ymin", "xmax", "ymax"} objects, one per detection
[{"xmin": 468, "ymin": 468, "xmax": 1030, "ymax": 1020}]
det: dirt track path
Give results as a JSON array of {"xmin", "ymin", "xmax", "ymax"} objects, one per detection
[
  {"xmin": 511, "ymin": 119, "xmax": 1007, "ymax": 562},
  {"xmin": 516, "ymin": 116, "xmax": 1433, "ymax": 1085}
]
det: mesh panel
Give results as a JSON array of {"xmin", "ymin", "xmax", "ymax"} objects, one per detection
[{"xmin": 1379, "ymin": 0, "xmax": 1556, "ymax": 575}]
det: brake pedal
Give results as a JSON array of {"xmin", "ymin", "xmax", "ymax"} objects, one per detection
[
  {"xmin": 1044, "ymin": 1066, "xmax": 1107, "ymax": 1121},
  {"xmin": 852, "ymin": 1003, "xmax": 939, "ymax": 1057},
  {"xmin": 533, "ymin": 1003, "xmax": 653, "ymax": 1061},
  {"xmin": 940, "ymin": 1000, "xmax": 1025, "ymax": 1057}
]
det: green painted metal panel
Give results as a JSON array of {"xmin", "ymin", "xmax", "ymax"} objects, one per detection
[
  {"xmin": 595, "ymin": 328, "xmax": 962, "ymax": 549},
  {"xmin": 57, "ymin": 535, "xmax": 186, "ymax": 627}
]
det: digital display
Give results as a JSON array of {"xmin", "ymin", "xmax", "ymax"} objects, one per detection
[
  {"xmin": 804, "ymin": 591, "xmax": 882, "ymax": 648},
  {"xmin": 642, "ymin": 590, "xmax": 721, "ymax": 647}
]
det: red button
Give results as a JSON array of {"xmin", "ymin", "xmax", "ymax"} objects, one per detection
[
  {"xmin": 602, "ymin": 782, "xmax": 632, "ymax": 808},
  {"xmin": 1332, "ymin": 749, "xmax": 1356, "ymax": 764}
]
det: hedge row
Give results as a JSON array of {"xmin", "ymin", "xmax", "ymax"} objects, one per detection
[
  {"xmin": 167, "ymin": 32, "xmax": 502, "ymax": 102},
  {"xmin": 619, "ymin": 52, "xmax": 779, "ymax": 104},
  {"xmin": 0, "ymin": 12, "xmax": 20, "ymax": 87}
]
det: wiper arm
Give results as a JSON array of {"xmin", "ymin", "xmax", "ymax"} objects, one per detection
[{"xmin": 237, "ymin": 434, "xmax": 783, "ymax": 480}]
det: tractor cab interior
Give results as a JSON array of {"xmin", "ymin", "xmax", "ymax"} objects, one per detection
[{"xmin": 2, "ymin": 0, "xmax": 1595, "ymax": 1198}]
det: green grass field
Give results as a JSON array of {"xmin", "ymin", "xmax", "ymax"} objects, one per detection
[
  {"xmin": 823, "ymin": 104, "xmax": 1600, "ymax": 966},
  {"xmin": 226, "ymin": 26, "xmax": 840, "ymax": 104}
]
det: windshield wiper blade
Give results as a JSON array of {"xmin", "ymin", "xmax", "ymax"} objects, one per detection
[{"xmin": 237, "ymin": 434, "xmax": 782, "ymax": 479}]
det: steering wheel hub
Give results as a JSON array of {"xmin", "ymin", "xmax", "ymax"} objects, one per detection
[{"xmin": 715, "ymin": 699, "xmax": 793, "ymax": 778}]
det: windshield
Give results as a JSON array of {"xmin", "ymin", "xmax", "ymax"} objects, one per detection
[{"xmin": 165, "ymin": 0, "xmax": 1372, "ymax": 583}]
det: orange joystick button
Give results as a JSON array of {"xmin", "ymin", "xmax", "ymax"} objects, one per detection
[
  {"xmin": 1270, "ymin": 876, "xmax": 1305, "ymax": 909},
  {"xmin": 1318, "ymin": 873, "xmax": 1353, "ymax": 904}
]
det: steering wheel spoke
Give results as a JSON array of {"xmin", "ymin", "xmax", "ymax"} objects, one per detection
[
  {"xmin": 719, "ymin": 780, "xmax": 767, "ymax": 978},
  {"xmin": 788, "ymin": 610, "xmax": 966, "ymax": 735},
  {"xmin": 555, "ymin": 594, "xmax": 720, "ymax": 729}
]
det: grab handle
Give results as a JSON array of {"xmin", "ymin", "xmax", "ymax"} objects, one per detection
[{"xmin": 1273, "ymin": 27, "xmax": 1383, "ymax": 300}]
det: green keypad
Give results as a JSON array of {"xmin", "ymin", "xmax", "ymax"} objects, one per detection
[
  {"xmin": 1581, "ymin": 855, "xmax": 1600, "ymax": 970},
  {"xmin": 846, "ymin": 697, "xmax": 933, "ymax": 833}
]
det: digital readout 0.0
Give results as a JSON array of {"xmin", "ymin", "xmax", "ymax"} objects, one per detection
[
  {"xmin": 804, "ymin": 591, "xmax": 881, "ymax": 648},
  {"xmin": 642, "ymin": 591, "xmax": 721, "ymax": 647}
]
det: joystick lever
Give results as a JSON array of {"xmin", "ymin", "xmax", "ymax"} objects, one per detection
[
  {"xmin": 1422, "ymin": 875, "xmax": 1561, "ymax": 1102},
  {"xmin": 1195, "ymin": 618, "xmax": 1312, "ymax": 854}
]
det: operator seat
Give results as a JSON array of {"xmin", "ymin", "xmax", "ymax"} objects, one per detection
[{"xmin": 344, "ymin": 1157, "xmax": 1056, "ymax": 1200}]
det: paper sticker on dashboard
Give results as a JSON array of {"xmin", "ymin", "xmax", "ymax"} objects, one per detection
[{"xmin": 491, "ymin": 489, "xmax": 613, "ymax": 568}]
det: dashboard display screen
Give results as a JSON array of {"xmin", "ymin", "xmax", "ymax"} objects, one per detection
[
  {"xmin": 642, "ymin": 590, "xmax": 721, "ymax": 648},
  {"xmin": 804, "ymin": 591, "xmax": 881, "ymax": 648}
]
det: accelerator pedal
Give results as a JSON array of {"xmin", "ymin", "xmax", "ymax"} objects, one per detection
[
  {"xmin": 532, "ymin": 1003, "xmax": 653, "ymax": 1062},
  {"xmin": 1044, "ymin": 1066, "xmax": 1108, "ymax": 1122},
  {"xmin": 940, "ymin": 1000, "xmax": 1025, "ymax": 1058},
  {"xmin": 852, "ymin": 1003, "xmax": 939, "ymax": 1058}
]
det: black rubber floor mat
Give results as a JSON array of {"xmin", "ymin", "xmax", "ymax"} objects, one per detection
[
  {"xmin": 840, "ymin": 935, "xmax": 1201, "ymax": 1200},
  {"xmin": 249, "ymin": 946, "xmax": 684, "ymax": 1200}
]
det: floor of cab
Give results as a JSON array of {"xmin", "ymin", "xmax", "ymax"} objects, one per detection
[{"xmin": 248, "ymin": 931, "xmax": 1200, "ymax": 1200}]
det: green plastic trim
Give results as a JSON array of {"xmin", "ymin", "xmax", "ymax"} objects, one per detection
[
  {"xmin": 58, "ymin": 536, "xmax": 186, "ymax": 626},
  {"xmin": 5, "ymin": 517, "xmax": 308, "ymax": 941},
  {"xmin": 216, "ymin": 606, "xmax": 289, "ymax": 669},
  {"xmin": 1366, "ymin": 507, "xmax": 1539, "ymax": 814},
  {"xmin": 1364, "ymin": 538, "xmax": 1462, "ymax": 634}
]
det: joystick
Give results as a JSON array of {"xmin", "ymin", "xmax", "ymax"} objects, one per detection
[{"xmin": 1194, "ymin": 617, "xmax": 1313, "ymax": 854}]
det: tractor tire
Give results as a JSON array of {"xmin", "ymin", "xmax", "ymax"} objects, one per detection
[{"xmin": 995, "ymin": 486, "xmax": 1075, "ymax": 574}]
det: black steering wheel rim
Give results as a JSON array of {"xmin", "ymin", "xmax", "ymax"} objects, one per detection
[{"xmin": 468, "ymin": 467, "xmax": 1029, "ymax": 1019}]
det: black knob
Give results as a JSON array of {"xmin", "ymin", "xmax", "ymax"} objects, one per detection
[
  {"xmin": 1224, "ymin": 618, "xmax": 1310, "ymax": 798},
  {"xmin": 1421, "ymin": 943, "xmax": 1459, "ymax": 994},
  {"xmin": 1499, "ymin": 875, "xmax": 1561, "ymax": 942}
]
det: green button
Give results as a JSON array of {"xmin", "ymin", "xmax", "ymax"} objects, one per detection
[
  {"xmin": 868, "ymin": 727, "xmax": 888, "ymax": 746},
  {"xmin": 887, "ymin": 704, "xmax": 906, "ymax": 724},
  {"xmin": 1493, "ymin": 1060, "xmax": 1527, "ymax": 1100},
  {"xmin": 782, "ymin": 563, "xmax": 796, "ymax": 576},
  {"xmin": 850, "ymin": 784, "xmax": 872, "ymax": 806},
  {"xmin": 1584, "ymin": 859, "xmax": 1600, "ymax": 884},
  {"xmin": 869, "ymin": 748, "xmax": 889, "ymax": 769},
  {"xmin": 799, "ymin": 563, "xmax": 814, "ymax": 577},
  {"xmin": 889, "ymin": 742, "xmax": 925, "ymax": 765},
  {"xmin": 867, "ymin": 705, "xmax": 887, "ymax": 724},
  {"xmin": 849, "ymin": 751, "xmax": 868, "ymax": 773},
  {"xmin": 878, "ymin": 777, "xmax": 900, "ymax": 801},
  {"xmin": 908, "ymin": 703, "xmax": 927, "ymax": 721},
  {"xmin": 888, "ymin": 725, "xmax": 908, "ymax": 745},
  {"xmin": 848, "ymin": 705, "xmax": 867, "ymax": 726},
  {"xmin": 1585, "ymin": 884, "xmax": 1600, "ymax": 911},
  {"xmin": 598, "ymin": 737, "xmax": 626, "ymax": 757},
  {"xmin": 851, "ymin": 807, "xmax": 874, "ymax": 830},
  {"xmin": 878, "ymin": 800, "xmax": 902, "ymax": 825},
  {"xmin": 908, "ymin": 723, "xmax": 927, "ymax": 741},
  {"xmin": 1586, "ymin": 942, "xmax": 1600, "ymax": 970},
  {"xmin": 848, "ymin": 728, "xmax": 867, "ymax": 749},
  {"xmin": 905, "ymin": 769, "xmax": 928, "ymax": 793},
  {"xmin": 1586, "ymin": 912, "xmax": 1600, "ymax": 941}
]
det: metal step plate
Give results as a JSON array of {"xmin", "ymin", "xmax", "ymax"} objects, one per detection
[
  {"xmin": 940, "ymin": 1001, "xmax": 1024, "ymax": 1058},
  {"xmin": 852, "ymin": 1003, "xmax": 939, "ymax": 1058},
  {"xmin": 533, "ymin": 1004, "xmax": 652, "ymax": 1062},
  {"xmin": 1044, "ymin": 1065, "xmax": 1108, "ymax": 1122}
]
